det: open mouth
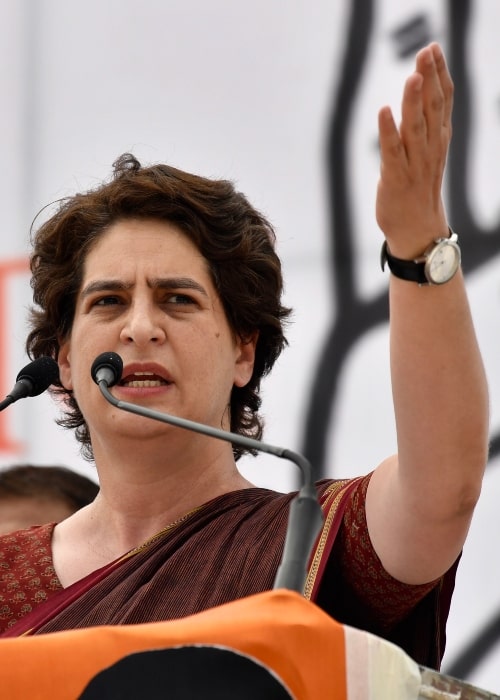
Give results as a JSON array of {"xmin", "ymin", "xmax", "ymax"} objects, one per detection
[{"xmin": 120, "ymin": 371, "xmax": 170, "ymax": 388}]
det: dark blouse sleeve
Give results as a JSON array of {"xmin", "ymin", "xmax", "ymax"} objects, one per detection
[
  {"xmin": 315, "ymin": 473, "xmax": 459, "ymax": 669},
  {"xmin": 0, "ymin": 523, "xmax": 62, "ymax": 634}
]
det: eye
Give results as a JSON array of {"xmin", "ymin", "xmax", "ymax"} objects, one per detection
[
  {"xmin": 93, "ymin": 295, "xmax": 122, "ymax": 306},
  {"xmin": 167, "ymin": 293, "xmax": 195, "ymax": 305}
]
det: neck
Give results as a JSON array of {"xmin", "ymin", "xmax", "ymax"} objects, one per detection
[{"xmin": 81, "ymin": 431, "xmax": 254, "ymax": 552}]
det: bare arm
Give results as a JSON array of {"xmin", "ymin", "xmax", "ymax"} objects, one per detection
[{"xmin": 366, "ymin": 43, "xmax": 489, "ymax": 584}]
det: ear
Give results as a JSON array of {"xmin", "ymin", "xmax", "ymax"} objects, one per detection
[
  {"xmin": 233, "ymin": 332, "xmax": 259, "ymax": 388},
  {"xmin": 58, "ymin": 338, "xmax": 73, "ymax": 390}
]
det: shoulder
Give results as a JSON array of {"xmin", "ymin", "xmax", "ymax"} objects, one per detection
[{"xmin": 315, "ymin": 474, "xmax": 372, "ymax": 509}]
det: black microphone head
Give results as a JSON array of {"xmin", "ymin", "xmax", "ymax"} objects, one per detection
[
  {"xmin": 91, "ymin": 352, "xmax": 123, "ymax": 387},
  {"xmin": 15, "ymin": 357, "xmax": 60, "ymax": 397}
]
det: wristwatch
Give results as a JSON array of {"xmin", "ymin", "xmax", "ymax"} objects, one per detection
[{"xmin": 380, "ymin": 231, "xmax": 461, "ymax": 285}]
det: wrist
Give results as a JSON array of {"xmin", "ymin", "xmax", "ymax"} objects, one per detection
[{"xmin": 380, "ymin": 229, "xmax": 461, "ymax": 285}]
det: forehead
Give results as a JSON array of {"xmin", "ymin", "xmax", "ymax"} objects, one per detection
[{"xmin": 83, "ymin": 218, "xmax": 209, "ymax": 279}]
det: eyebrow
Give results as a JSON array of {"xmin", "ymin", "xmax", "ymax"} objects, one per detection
[{"xmin": 80, "ymin": 277, "xmax": 209, "ymax": 298}]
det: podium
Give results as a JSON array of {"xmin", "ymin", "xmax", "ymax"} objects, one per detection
[
  {"xmin": 0, "ymin": 590, "xmax": 497, "ymax": 699},
  {"xmin": 418, "ymin": 667, "xmax": 499, "ymax": 700}
]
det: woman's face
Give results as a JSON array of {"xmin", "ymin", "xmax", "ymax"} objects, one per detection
[{"xmin": 58, "ymin": 218, "xmax": 257, "ymax": 452}]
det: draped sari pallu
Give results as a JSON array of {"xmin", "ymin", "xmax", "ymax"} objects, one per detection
[
  {"xmin": 0, "ymin": 478, "xmax": 362, "ymax": 639},
  {"xmin": 0, "ymin": 479, "xmax": 445, "ymax": 698}
]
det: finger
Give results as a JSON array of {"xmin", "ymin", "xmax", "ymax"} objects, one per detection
[
  {"xmin": 430, "ymin": 43, "xmax": 454, "ymax": 128},
  {"xmin": 378, "ymin": 105, "xmax": 407, "ymax": 171},
  {"xmin": 414, "ymin": 45, "xmax": 449, "ymax": 147},
  {"xmin": 400, "ymin": 45, "xmax": 449, "ymax": 157},
  {"xmin": 417, "ymin": 46, "xmax": 445, "ymax": 147},
  {"xmin": 399, "ymin": 71, "xmax": 426, "ymax": 157}
]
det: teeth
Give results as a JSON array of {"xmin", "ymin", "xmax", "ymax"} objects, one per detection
[
  {"xmin": 133, "ymin": 371, "xmax": 154, "ymax": 376},
  {"xmin": 124, "ymin": 379, "xmax": 165, "ymax": 388}
]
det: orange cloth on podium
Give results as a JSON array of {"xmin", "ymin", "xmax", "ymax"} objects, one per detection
[{"xmin": 0, "ymin": 590, "xmax": 347, "ymax": 700}]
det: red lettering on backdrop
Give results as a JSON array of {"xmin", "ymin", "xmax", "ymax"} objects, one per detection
[{"xmin": 0, "ymin": 258, "xmax": 30, "ymax": 452}]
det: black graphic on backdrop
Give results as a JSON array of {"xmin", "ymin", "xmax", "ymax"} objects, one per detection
[{"xmin": 301, "ymin": 0, "xmax": 500, "ymax": 682}]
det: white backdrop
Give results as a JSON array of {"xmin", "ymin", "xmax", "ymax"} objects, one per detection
[{"xmin": 0, "ymin": 0, "xmax": 499, "ymax": 692}]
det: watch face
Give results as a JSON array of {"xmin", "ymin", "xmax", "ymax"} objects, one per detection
[{"xmin": 426, "ymin": 241, "xmax": 461, "ymax": 284}]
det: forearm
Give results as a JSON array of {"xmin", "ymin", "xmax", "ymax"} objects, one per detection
[
  {"xmin": 366, "ymin": 268, "xmax": 489, "ymax": 583},
  {"xmin": 389, "ymin": 269, "xmax": 489, "ymax": 514}
]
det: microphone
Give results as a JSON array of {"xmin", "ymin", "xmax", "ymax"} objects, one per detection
[
  {"xmin": 91, "ymin": 351, "xmax": 324, "ymax": 594},
  {"xmin": 0, "ymin": 357, "xmax": 60, "ymax": 412}
]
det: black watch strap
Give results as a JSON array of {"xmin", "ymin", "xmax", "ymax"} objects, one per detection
[{"xmin": 380, "ymin": 241, "xmax": 428, "ymax": 284}]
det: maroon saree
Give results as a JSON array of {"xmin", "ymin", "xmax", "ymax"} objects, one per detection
[{"xmin": 0, "ymin": 476, "xmax": 457, "ymax": 669}]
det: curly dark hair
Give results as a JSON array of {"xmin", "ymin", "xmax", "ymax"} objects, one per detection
[{"xmin": 26, "ymin": 153, "xmax": 291, "ymax": 461}]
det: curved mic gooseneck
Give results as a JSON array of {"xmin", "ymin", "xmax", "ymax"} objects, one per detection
[{"xmin": 91, "ymin": 351, "xmax": 324, "ymax": 594}]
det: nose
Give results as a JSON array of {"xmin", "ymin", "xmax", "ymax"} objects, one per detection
[{"xmin": 119, "ymin": 299, "xmax": 166, "ymax": 346}]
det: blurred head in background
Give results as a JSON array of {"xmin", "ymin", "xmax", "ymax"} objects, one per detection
[{"xmin": 0, "ymin": 464, "xmax": 99, "ymax": 535}]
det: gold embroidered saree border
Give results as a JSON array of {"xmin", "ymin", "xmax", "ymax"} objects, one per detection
[{"xmin": 304, "ymin": 478, "xmax": 362, "ymax": 600}]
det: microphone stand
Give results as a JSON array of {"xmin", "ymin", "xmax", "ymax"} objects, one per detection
[{"xmin": 97, "ymin": 381, "xmax": 324, "ymax": 594}]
